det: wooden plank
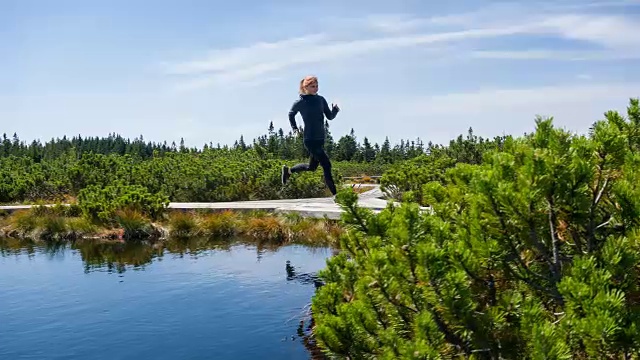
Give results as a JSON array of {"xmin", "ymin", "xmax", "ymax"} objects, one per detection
[{"xmin": 0, "ymin": 186, "xmax": 409, "ymax": 220}]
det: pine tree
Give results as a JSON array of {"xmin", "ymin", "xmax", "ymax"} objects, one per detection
[
  {"xmin": 313, "ymin": 98, "xmax": 640, "ymax": 359},
  {"xmin": 362, "ymin": 137, "xmax": 375, "ymax": 162}
]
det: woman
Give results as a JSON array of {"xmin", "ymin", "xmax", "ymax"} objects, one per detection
[{"xmin": 281, "ymin": 75, "xmax": 340, "ymax": 196}]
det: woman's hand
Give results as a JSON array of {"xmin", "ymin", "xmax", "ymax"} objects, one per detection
[{"xmin": 331, "ymin": 103, "xmax": 340, "ymax": 112}]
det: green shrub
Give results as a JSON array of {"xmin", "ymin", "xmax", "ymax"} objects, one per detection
[
  {"xmin": 312, "ymin": 99, "xmax": 640, "ymax": 359},
  {"xmin": 380, "ymin": 153, "xmax": 456, "ymax": 203},
  {"xmin": 77, "ymin": 182, "xmax": 169, "ymax": 223}
]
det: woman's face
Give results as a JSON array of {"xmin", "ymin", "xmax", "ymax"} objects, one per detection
[{"xmin": 305, "ymin": 81, "xmax": 318, "ymax": 95}]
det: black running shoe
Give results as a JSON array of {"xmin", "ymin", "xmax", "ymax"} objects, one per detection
[{"xmin": 281, "ymin": 165, "xmax": 291, "ymax": 185}]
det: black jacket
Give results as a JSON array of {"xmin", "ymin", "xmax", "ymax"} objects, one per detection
[{"xmin": 288, "ymin": 94, "xmax": 339, "ymax": 141}]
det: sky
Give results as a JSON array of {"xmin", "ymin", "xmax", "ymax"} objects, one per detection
[{"xmin": 2, "ymin": 0, "xmax": 640, "ymax": 148}]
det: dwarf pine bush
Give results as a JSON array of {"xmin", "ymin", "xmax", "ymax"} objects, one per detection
[{"xmin": 312, "ymin": 98, "xmax": 640, "ymax": 359}]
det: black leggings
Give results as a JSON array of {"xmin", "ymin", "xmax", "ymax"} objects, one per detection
[{"xmin": 290, "ymin": 139, "xmax": 337, "ymax": 195}]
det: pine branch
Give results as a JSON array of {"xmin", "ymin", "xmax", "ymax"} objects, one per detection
[
  {"xmin": 588, "ymin": 155, "xmax": 608, "ymax": 252},
  {"xmin": 503, "ymin": 260, "xmax": 563, "ymax": 304},
  {"xmin": 547, "ymin": 198, "xmax": 561, "ymax": 283},
  {"xmin": 345, "ymin": 201, "xmax": 369, "ymax": 234},
  {"xmin": 503, "ymin": 232, "xmax": 549, "ymax": 283},
  {"xmin": 595, "ymin": 214, "xmax": 613, "ymax": 230},
  {"xmin": 399, "ymin": 246, "xmax": 426, "ymax": 314},
  {"xmin": 378, "ymin": 276, "xmax": 419, "ymax": 317},
  {"xmin": 569, "ymin": 225, "xmax": 585, "ymax": 255},
  {"xmin": 527, "ymin": 215, "xmax": 554, "ymax": 266},
  {"xmin": 594, "ymin": 177, "xmax": 608, "ymax": 207},
  {"xmin": 488, "ymin": 190, "xmax": 562, "ymax": 302},
  {"xmin": 506, "ymin": 200, "xmax": 554, "ymax": 266},
  {"xmin": 368, "ymin": 292, "xmax": 390, "ymax": 331},
  {"xmin": 456, "ymin": 253, "xmax": 485, "ymax": 283},
  {"xmin": 355, "ymin": 306, "xmax": 385, "ymax": 350},
  {"xmin": 566, "ymin": 170, "xmax": 590, "ymax": 254}
]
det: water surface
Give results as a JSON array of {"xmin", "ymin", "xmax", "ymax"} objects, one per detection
[{"xmin": 0, "ymin": 238, "xmax": 334, "ymax": 360}]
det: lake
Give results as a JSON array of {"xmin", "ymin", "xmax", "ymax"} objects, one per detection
[{"xmin": 0, "ymin": 237, "xmax": 335, "ymax": 360}]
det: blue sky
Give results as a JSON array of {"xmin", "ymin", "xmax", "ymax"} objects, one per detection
[{"xmin": 2, "ymin": 0, "xmax": 640, "ymax": 148}]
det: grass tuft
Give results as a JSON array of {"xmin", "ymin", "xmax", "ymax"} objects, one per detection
[
  {"xmin": 168, "ymin": 211, "xmax": 199, "ymax": 238},
  {"xmin": 200, "ymin": 210, "xmax": 239, "ymax": 238}
]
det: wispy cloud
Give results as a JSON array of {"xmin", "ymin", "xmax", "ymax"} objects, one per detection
[
  {"xmin": 400, "ymin": 82, "xmax": 640, "ymax": 116},
  {"xmin": 362, "ymin": 14, "xmax": 431, "ymax": 34},
  {"xmin": 469, "ymin": 12, "xmax": 640, "ymax": 61},
  {"xmin": 537, "ymin": 14, "xmax": 640, "ymax": 49},
  {"xmin": 385, "ymin": 82, "xmax": 640, "ymax": 145},
  {"xmin": 162, "ymin": 1, "xmax": 640, "ymax": 91},
  {"xmin": 164, "ymin": 25, "xmax": 532, "ymax": 90},
  {"xmin": 470, "ymin": 49, "xmax": 639, "ymax": 61},
  {"xmin": 164, "ymin": 34, "xmax": 327, "ymax": 76}
]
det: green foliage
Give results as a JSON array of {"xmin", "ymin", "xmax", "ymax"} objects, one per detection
[
  {"xmin": 0, "ymin": 155, "xmax": 70, "ymax": 203},
  {"xmin": 380, "ymin": 154, "xmax": 457, "ymax": 203},
  {"xmin": 77, "ymin": 182, "xmax": 169, "ymax": 223},
  {"xmin": 0, "ymin": 115, "xmax": 457, "ymax": 211},
  {"xmin": 312, "ymin": 98, "xmax": 640, "ymax": 359},
  {"xmin": 379, "ymin": 129, "xmax": 509, "ymax": 204}
]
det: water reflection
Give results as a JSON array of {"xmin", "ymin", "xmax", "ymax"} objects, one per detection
[
  {"xmin": 0, "ymin": 237, "xmax": 336, "ymax": 359},
  {"xmin": 0, "ymin": 237, "xmax": 336, "ymax": 275}
]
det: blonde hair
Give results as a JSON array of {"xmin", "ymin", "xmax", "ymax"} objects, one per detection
[{"xmin": 299, "ymin": 75, "xmax": 318, "ymax": 94}]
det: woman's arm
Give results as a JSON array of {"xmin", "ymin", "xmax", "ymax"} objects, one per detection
[
  {"xmin": 322, "ymin": 96, "xmax": 339, "ymax": 120},
  {"xmin": 288, "ymin": 100, "xmax": 301, "ymax": 131}
]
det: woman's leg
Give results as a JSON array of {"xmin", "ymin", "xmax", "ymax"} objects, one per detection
[
  {"xmin": 291, "ymin": 155, "xmax": 319, "ymax": 172},
  {"xmin": 305, "ymin": 141, "xmax": 337, "ymax": 195},
  {"xmin": 282, "ymin": 140, "xmax": 336, "ymax": 195},
  {"xmin": 282, "ymin": 153, "xmax": 319, "ymax": 185}
]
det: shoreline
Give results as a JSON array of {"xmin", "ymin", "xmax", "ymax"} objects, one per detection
[
  {"xmin": 0, "ymin": 185, "xmax": 389, "ymax": 245},
  {"xmin": 0, "ymin": 207, "xmax": 346, "ymax": 247}
]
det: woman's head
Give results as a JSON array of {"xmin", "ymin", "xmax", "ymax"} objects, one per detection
[{"xmin": 299, "ymin": 75, "xmax": 318, "ymax": 95}]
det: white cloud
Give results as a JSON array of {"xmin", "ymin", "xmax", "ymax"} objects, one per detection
[
  {"xmin": 537, "ymin": 14, "xmax": 640, "ymax": 49},
  {"xmin": 165, "ymin": 25, "xmax": 534, "ymax": 90},
  {"xmin": 163, "ymin": 34, "xmax": 328, "ymax": 76},
  {"xmin": 160, "ymin": 1, "xmax": 640, "ymax": 91},
  {"xmin": 468, "ymin": 13, "xmax": 640, "ymax": 61},
  {"xmin": 363, "ymin": 14, "xmax": 429, "ymax": 34},
  {"xmin": 390, "ymin": 82, "xmax": 640, "ymax": 144},
  {"xmin": 470, "ymin": 49, "xmax": 640, "ymax": 61}
]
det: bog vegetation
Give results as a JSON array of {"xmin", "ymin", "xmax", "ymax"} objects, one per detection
[
  {"xmin": 312, "ymin": 98, "xmax": 640, "ymax": 359},
  {"xmin": 0, "ymin": 118, "xmax": 503, "ymax": 241},
  {"xmin": 3, "ymin": 97, "xmax": 639, "ymax": 358},
  {"xmin": 0, "ymin": 120, "xmax": 439, "ymax": 206}
]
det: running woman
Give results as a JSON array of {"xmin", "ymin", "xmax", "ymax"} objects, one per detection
[{"xmin": 281, "ymin": 75, "xmax": 340, "ymax": 196}]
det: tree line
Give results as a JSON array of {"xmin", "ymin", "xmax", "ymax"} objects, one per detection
[{"xmin": 0, "ymin": 121, "xmax": 506, "ymax": 165}]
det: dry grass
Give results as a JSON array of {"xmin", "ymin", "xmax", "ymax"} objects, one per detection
[
  {"xmin": 345, "ymin": 174, "xmax": 380, "ymax": 185},
  {"xmin": 167, "ymin": 211, "xmax": 199, "ymax": 238},
  {"xmin": 39, "ymin": 215, "xmax": 67, "ymax": 239},
  {"xmin": 1, "ymin": 207, "xmax": 344, "ymax": 248},
  {"xmin": 114, "ymin": 208, "xmax": 160, "ymax": 239},
  {"xmin": 242, "ymin": 215, "xmax": 290, "ymax": 244},
  {"xmin": 199, "ymin": 210, "xmax": 238, "ymax": 238},
  {"xmin": 166, "ymin": 210, "xmax": 343, "ymax": 246},
  {"xmin": 1, "ymin": 208, "xmax": 99, "ymax": 241},
  {"xmin": 66, "ymin": 217, "xmax": 98, "ymax": 235},
  {"xmin": 8, "ymin": 210, "xmax": 39, "ymax": 232}
]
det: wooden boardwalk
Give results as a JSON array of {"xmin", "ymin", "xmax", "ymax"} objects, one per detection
[{"xmin": 0, "ymin": 185, "xmax": 402, "ymax": 220}]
